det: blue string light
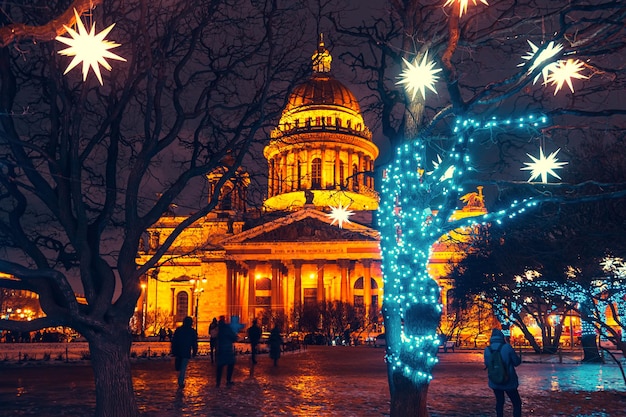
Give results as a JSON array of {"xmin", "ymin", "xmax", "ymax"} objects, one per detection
[{"xmin": 378, "ymin": 113, "xmax": 549, "ymax": 384}]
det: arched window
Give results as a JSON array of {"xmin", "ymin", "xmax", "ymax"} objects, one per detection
[
  {"xmin": 311, "ymin": 158, "xmax": 322, "ymax": 189},
  {"xmin": 176, "ymin": 292, "xmax": 189, "ymax": 321}
]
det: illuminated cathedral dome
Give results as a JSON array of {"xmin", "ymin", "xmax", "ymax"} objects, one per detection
[
  {"xmin": 284, "ymin": 74, "xmax": 362, "ymax": 114},
  {"xmin": 264, "ymin": 35, "xmax": 379, "ymax": 213}
]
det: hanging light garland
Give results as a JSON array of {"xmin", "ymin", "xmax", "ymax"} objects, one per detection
[{"xmin": 56, "ymin": 9, "xmax": 126, "ymax": 85}]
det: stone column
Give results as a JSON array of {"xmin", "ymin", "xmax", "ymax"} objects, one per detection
[
  {"xmin": 321, "ymin": 147, "xmax": 327, "ymax": 189},
  {"xmin": 293, "ymin": 260, "xmax": 303, "ymax": 310},
  {"xmin": 247, "ymin": 261, "xmax": 257, "ymax": 323},
  {"xmin": 226, "ymin": 261, "xmax": 234, "ymax": 317},
  {"xmin": 363, "ymin": 259, "xmax": 372, "ymax": 317},
  {"xmin": 338, "ymin": 259, "xmax": 350, "ymax": 303},
  {"xmin": 302, "ymin": 147, "xmax": 310, "ymax": 189},
  {"xmin": 316, "ymin": 261, "xmax": 325, "ymax": 304},
  {"xmin": 334, "ymin": 146, "xmax": 341, "ymax": 188},
  {"xmin": 347, "ymin": 149, "xmax": 354, "ymax": 190},
  {"xmin": 271, "ymin": 261, "xmax": 282, "ymax": 311},
  {"xmin": 282, "ymin": 153, "xmax": 289, "ymax": 193}
]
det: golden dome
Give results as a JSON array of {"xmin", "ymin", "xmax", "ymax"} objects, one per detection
[
  {"xmin": 284, "ymin": 74, "xmax": 362, "ymax": 114},
  {"xmin": 283, "ymin": 34, "xmax": 361, "ymax": 114}
]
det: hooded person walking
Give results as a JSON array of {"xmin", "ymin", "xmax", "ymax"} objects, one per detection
[{"xmin": 484, "ymin": 328, "xmax": 522, "ymax": 417}]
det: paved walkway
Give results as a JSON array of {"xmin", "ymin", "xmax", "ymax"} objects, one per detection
[{"xmin": 1, "ymin": 345, "xmax": 625, "ymax": 416}]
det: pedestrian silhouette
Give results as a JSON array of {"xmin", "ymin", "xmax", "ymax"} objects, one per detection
[
  {"xmin": 484, "ymin": 328, "xmax": 522, "ymax": 417},
  {"xmin": 171, "ymin": 316, "xmax": 198, "ymax": 389},
  {"xmin": 209, "ymin": 317, "xmax": 218, "ymax": 363},
  {"xmin": 247, "ymin": 318, "xmax": 262, "ymax": 364},
  {"xmin": 268, "ymin": 325, "xmax": 282, "ymax": 367},
  {"xmin": 215, "ymin": 315, "xmax": 238, "ymax": 387}
]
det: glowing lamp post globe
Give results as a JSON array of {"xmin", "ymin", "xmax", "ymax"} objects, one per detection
[{"xmin": 190, "ymin": 277, "xmax": 207, "ymax": 330}]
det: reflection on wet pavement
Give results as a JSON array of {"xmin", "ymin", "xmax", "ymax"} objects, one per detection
[{"xmin": 1, "ymin": 347, "xmax": 626, "ymax": 416}]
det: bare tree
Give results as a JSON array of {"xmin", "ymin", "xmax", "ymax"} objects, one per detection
[
  {"xmin": 332, "ymin": 1, "xmax": 626, "ymax": 415},
  {"xmin": 0, "ymin": 1, "xmax": 314, "ymax": 416}
]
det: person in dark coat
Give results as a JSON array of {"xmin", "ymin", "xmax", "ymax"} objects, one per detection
[
  {"xmin": 268, "ymin": 325, "xmax": 283, "ymax": 367},
  {"xmin": 215, "ymin": 315, "xmax": 238, "ymax": 387},
  {"xmin": 247, "ymin": 318, "xmax": 262, "ymax": 364},
  {"xmin": 208, "ymin": 317, "xmax": 218, "ymax": 363},
  {"xmin": 483, "ymin": 328, "xmax": 522, "ymax": 417},
  {"xmin": 171, "ymin": 316, "xmax": 198, "ymax": 389}
]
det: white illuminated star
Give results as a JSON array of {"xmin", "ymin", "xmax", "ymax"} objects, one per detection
[
  {"xmin": 396, "ymin": 51, "xmax": 442, "ymax": 101},
  {"xmin": 518, "ymin": 40, "xmax": 563, "ymax": 84},
  {"xmin": 56, "ymin": 9, "xmax": 126, "ymax": 85},
  {"xmin": 443, "ymin": 0, "xmax": 489, "ymax": 18},
  {"xmin": 428, "ymin": 155, "xmax": 455, "ymax": 182},
  {"xmin": 327, "ymin": 204, "xmax": 354, "ymax": 228},
  {"xmin": 547, "ymin": 59, "xmax": 587, "ymax": 95},
  {"xmin": 521, "ymin": 147, "xmax": 568, "ymax": 183}
]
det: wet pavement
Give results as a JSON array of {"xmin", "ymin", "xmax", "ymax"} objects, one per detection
[{"xmin": 1, "ymin": 344, "xmax": 626, "ymax": 416}]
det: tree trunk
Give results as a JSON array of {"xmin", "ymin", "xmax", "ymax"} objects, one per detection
[
  {"xmin": 389, "ymin": 367, "xmax": 429, "ymax": 417},
  {"xmin": 581, "ymin": 334, "xmax": 602, "ymax": 363},
  {"xmin": 89, "ymin": 328, "xmax": 138, "ymax": 417}
]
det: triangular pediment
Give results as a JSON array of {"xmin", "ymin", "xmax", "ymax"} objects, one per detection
[{"xmin": 221, "ymin": 208, "xmax": 379, "ymax": 244}]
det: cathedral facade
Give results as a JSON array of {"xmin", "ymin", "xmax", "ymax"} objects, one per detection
[
  {"xmin": 137, "ymin": 38, "xmax": 383, "ymax": 336},
  {"xmin": 136, "ymin": 37, "xmax": 485, "ymax": 337}
]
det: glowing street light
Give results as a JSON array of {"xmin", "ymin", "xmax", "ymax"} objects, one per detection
[{"xmin": 190, "ymin": 277, "xmax": 207, "ymax": 330}]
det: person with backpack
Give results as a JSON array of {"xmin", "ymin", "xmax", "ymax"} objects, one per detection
[{"xmin": 484, "ymin": 328, "xmax": 522, "ymax": 417}]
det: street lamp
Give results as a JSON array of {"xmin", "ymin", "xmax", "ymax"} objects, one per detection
[
  {"xmin": 140, "ymin": 281, "xmax": 147, "ymax": 337},
  {"xmin": 190, "ymin": 276, "xmax": 207, "ymax": 330}
]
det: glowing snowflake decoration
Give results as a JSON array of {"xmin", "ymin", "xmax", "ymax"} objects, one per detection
[
  {"xmin": 518, "ymin": 40, "xmax": 563, "ymax": 84},
  {"xmin": 601, "ymin": 256, "xmax": 624, "ymax": 272},
  {"xmin": 397, "ymin": 51, "xmax": 442, "ymax": 101},
  {"xmin": 547, "ymin": 59, "xmax": 587, "ymax": 95},
  {"xmin": 444, "ymin": 0, "xmax": 489, "ymax": 17},
  {"xmin": 521, "ymin": 147, "xmax": 567, "ymax": 183},
  {"xmin": 327, "ymin": 204, "xmax": 354, "ymax": 228},
  {"xmin": 56, "ymin": 9, "xmax": 126, "ymax": 85}
]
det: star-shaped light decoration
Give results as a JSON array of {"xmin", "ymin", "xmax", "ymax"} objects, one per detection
[
  {"xmin": 327, "ymin": 204, "xmax": 354, "ymax": 229},
  {"xmin": 521, "ymin": 147, "xmax": 568, "ymax": 184},
  {"xmin": 56, "ymin": 9, "xmax": 126, "ymax": 85},
  {"xmin": 518, "ymin": 40, "xmax": 563, "ymax": 84},
  {"xmin": 547, "ymin": 59, "xmax": 587, "ymax": 95},
  {"xmin": 443, "ymin": 0, "xmax": 489, "ymax": 18},
  {"xmin": 600, "ymin": 256, "xmax": 623, "ymax": 272},
  {"xmin": 396, "ymin": 51, "xmax": 442, "ymax": 101},
  {"xmin": 427, "ymin": 155, "xmax": 455, "ymax": 182}
]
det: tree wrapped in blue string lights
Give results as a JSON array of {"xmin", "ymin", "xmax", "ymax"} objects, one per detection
[{"xmin": 355, "ymin": 1, "xmax": 626, "ymax": 415}]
